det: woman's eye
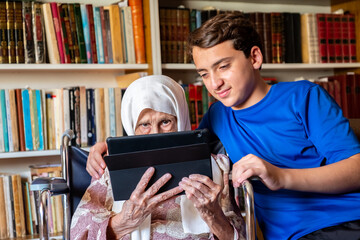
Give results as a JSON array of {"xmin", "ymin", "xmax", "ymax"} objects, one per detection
[{"xmin": 161, "ymin": 119, "xmax": 171, "ymax": 125}]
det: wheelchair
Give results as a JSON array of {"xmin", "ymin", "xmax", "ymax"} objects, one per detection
[{"xmin": 31, "ymin": 129, "xmax": 255, "ymax": 240}]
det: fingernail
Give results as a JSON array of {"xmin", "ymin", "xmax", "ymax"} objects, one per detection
[{"xmin": 101, "ymin": 163, "xmax": 105, "ymax": 168}]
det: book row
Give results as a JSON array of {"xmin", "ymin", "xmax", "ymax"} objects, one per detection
[
  {"xmin": 159, "ymin": 8, "xmax": 357, "ymax": 64},
  {"xmin": 314, "ymin": 73, "xmax": 360, "ymax": 119},
  {"xmin": 0, "ymin": 164, "xmax": 63, "ymax": 239},
  {"xmin": 0, "ymin": 0, "xmax": 146, "ymax": 64}
]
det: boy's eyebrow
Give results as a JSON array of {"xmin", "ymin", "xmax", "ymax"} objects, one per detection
[{"xmin": 196, "ymin": 57, "xmax": 232, "ymax": 73}]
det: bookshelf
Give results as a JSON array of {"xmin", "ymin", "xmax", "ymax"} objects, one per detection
[{"xmin": 156, "ymin": 0, "xmax": 360, "ymax": 83}]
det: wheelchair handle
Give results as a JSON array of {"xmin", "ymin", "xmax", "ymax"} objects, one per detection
[{"xmin": 242, "ymin": 180, "xmax": 255, "ymax": 240}]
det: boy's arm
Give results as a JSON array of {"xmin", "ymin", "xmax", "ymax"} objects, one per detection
[{"xmin": 233, "ymin": 153, "xmax": 360, "ymax": 194}]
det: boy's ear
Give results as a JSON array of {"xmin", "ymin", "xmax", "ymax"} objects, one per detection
[{"xmin": 250, "ymin": 46, "xmax": 263, "ymax": 70}]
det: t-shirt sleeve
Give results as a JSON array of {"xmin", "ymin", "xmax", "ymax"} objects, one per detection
[{"xmin": 297, "ymin": 84, "xmax": 360, "ymax": 164}]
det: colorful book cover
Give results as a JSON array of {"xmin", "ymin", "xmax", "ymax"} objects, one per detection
[
  {"xmin": 103, "ymin": 9, "xmax": 113, "ymax": 63},
  {"xmin": 0, "ymin": 2, "xmax": 8, "ymax": 63},
  {"xmin": 6, "ymin": 1, "xmax": 16, "ymax": 63},
  {"xmin": 73, "ymin": 3, "xmax": 87, "ymax": 63},
  {"xmin": 36, "ymin": 90, "xmax": 44, "ymax": 150},
  {"xmin": 13, "ymin": 1, "xmax": 24, "ymax": 63},
  {"xmin": 80, "ymin": 4, "xmax": 92, "ymax": 63},
  {"xmin": 93, "ymin": 6, "xmax": 105, "ymax": 63},
  {"xmin": 0, "ymin": 90, "xmax": 9, "ymax": 152},
  {"xmin": 32, "ymin": 2, "xmax": 46, "ymax": 64},
  {"xmin": 68, "ymin": 4, "xmax": 81, "ymax": 63},
  {"xmin": 58, "ymin": 4, "xmax": 71, "ymax": 63},
  {"xmin": 86, "ymin": 4, "xmax": 98, "ymax": 63},
  {"xmin": 108, "ymin": 88, "xmax": 116, "ymax": 137},
  {"xmin": 23, "ymin": 1, "xmax": 35, "ymax": 63},
  {"xmin": 50, "ymin": 2, "xmax": 65, "ymax": 64},
  {"xmin": 86, "ymin": 88, "xmax": 96, "ymax": 146}
]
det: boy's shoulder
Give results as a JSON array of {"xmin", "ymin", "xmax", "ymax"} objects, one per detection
[{"xmin": 274, "ymin": 80, "xmax": 318, "ymax": 94}]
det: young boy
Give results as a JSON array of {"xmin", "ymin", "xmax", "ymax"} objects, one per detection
[{"xmin": 189, "ymin": 12, "xmax": 360, "ymax": 240}]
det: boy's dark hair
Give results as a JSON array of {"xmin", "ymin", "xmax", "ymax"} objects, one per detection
[{"xmin": 188, "ymin": 12, "xmax": 263, "ymax": 59}]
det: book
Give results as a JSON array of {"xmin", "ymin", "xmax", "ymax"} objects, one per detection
[
  {"xmin": 11, "ymin": 174, "xmax": 26, "ymax": 237},
  {"xmin": 340, "ymin": 14, "xmax": 349, "ymax": 63},
  {"xmin": 105, "ymin": 4, "xmax": 124, "ymax": 64},
  {"xmin": 86, "ymin": 88, "xmax": 96, "ymax": 146},
  {"xmin": 262, "ymin": 12, "xmax": 272, "ymax": 64},
  {"xmin": 22, "ymin": 182, "xmax": 33, "ymax": 235},
  {"xmin": 0, "ymin": 90, "xmax": 9, "ymax": 153},
  {"xmin": 80, "ymin": 4, "xmax": 92, "ymax": 63},
  {"xmin": 159, "ymin": 8, "xmax": 167, "ymax": 63},
  {"xmin": 0, "ymin": 90, "xmax": 6, "ymax": 153},
  {"xmin": 68, "ymin": 4, "xmax": 81, "ymax": 63},
  {"xmin": 5, "ymin": 89, "xmax": 19, "ymax": 152},
  {"xmin": 316, "ymin": 13, "xmax": 327, "ymax": 63},
  {"xmin": 15, "ymin": 89, "xmax": 25, "ymax": 152},
  {"xmin": 0, "ymin": 177, "xmax": 7, "ymax": 238},
  {"xmin": 283, "ymin": 12, "xmax": 295, "ymax": 63},
  {"xmin": 21, "ymin": 89, "xmax": 33, "ymax": 151},
  {"xmin": 45, "ymin": 93, "xmax": 55, "ymax": 149},
  {"xmin": 93, "ymin": 6, "xmax": 105, "ymax": 64},
  {"xmin": 270, "ymin": 12, "xmax": 283, "ymax": 63},
  {"xmin": 13, "ymin": 1, "xmax": 24, "ymax": 63},
  {"xmin": 6, "ymin": 1, "xmax": 16, "ymax": 63},
  {"xmin": 80, "ymin": 86, "xmax": 87, "ymax": 147},
  {"xmin": 86, "ymin": 4, "xmax": 98, "ymax": 64},
  {"xmin": 129, "ymin": 0, "xmax": 146, "ymax": 63},
  {"xmin": 2, "ymin": 175, "xmax": 14, "ymax": 238},
  {"xmin": 108, "ymin": 88, "xmax": 116, "ymax": 137},
  {"xmin": 73, "ymin": 3, "xmax": 87, "ymax": 63},
  {"xmin": 59, "ymin": 4, "xmax": 75, "ymax": 63},
  {"xmin": 99, "ymin": 6, "xmax": 109, "ymax": 63},
  {"xmin": 181, "ymin": 8, "xmax": 190, "ymax": 63},
  {"xmin": 325, "ymin": 14, "xmax": 335, "ymax": 63},
  {"xmin": 188, "ymin": 84, "xmax": 197, "ymax": 130},
  {"xmin": 95, "ymin": 88, "xmax": 105, "ymax": 143},
  {"xmin": 347, "ymin": 14, "xmax": 356, "ymax": 63},
  {"xmin": 22, "ymin": 1, "xmax": 35, "ymax": 64},
  {"xmin": 103, "ymin": 8, "xmax": 113, "ymax": 63},
  {"xmin": 114, "ymin": 87, "xmax": 123, "ymax": 137},
  {"xmin": 0, "ymin": 2, "xmax": 8, "ymax": 64},
  {"xmin": 32, "ymin": 2, "xmax": 46, "ymax": 64},
  {"xmin": 104, "ymin": 88, "xmax": 110, "ymax": 138},
  {"xmin": 121, "ymin": 6, "xmax": 136, "ymax": 64},
  {"xmin": 35, "ymin": 90, "xmax": 44, "ymax": 150},
  {"xmin": 58, "ymin": 3, "xmax": 71, "ymax": 63},
  {"xmin": 42, "ymin": 3, "xmax": 60, "ymax": 64},
  {"xmin": 50, "ymin": 2, "xmax": 65, "ymax": 64},
  {"xmin": 29, "ymin": 89, "xmax": 40, "ymax": 150},
  {"xmin": 332, "ymin": 14, "xmax": 342, "ymax": 63}
]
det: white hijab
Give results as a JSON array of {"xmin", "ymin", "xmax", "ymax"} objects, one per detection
[{"xmin": 121, "ymin": 75, "xmax": 191, "ymax": 135}]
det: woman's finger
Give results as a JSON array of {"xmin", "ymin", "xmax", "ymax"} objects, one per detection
[{"xmin": 144, "ymin": 173, "xmax": 172, "ymax": 198}]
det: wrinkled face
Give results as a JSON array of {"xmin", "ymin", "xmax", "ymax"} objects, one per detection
[
  {"xmin": 193, "ymin": 40, "xmax": 261, "ymax": 110},
  {"xmin": 135, "ymin": 108, "xmax": 177, "ymax": 135}
]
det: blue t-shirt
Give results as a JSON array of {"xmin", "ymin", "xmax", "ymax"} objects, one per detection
[{"xmin": 199, "ymin": 80, "xmax": 360, "ymax": 239}]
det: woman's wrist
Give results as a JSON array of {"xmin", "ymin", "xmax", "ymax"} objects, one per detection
[
  {"xmin": 107, "ymin": 215, "xmax": 132, "ymax": 239},
  {"xmin": 203, "ymin": 207, "xmax": 234, "ymax": 240}
]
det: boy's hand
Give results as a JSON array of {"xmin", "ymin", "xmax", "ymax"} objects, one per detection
[
  {"xmin": 232, "ymin": 154, "xmax": 285, "ymax": 190},
  {"xmin": 86, "ymin": 142, "xmax": 108, "ymax": 179}
]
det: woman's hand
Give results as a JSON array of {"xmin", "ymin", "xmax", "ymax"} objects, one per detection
[
  {"xmin": 86, "ymin": 142, "xmax": 108, "ymax": 179},
  {"xmin": 108, "ymin": 167, "xmax": 183, "ymax": 239},
  {"xmin": 232, "ymin": 154, "xmax": 285, "ymax": 190},
  {"xmin": 179, "ymin": 174, "xmax": 234, "ymax": 240}
]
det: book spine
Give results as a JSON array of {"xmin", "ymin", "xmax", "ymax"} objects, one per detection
[
  {"xmin": 3, "ymin": 175, "xmax": 15, "ymax": 238},
  {"xmin": 0, "ymin": 90, "xmax": 9, "ymax": 152},
  {"xmin": 316, "ymin": 13, "xmax": 327, "ymax": 63},
  {"xmin": 159, "ymin": 8, "xmax": 167, "ymax": 63},
  {"xmin": 62, "ymin": 88, "xmax": 70, "ymax": 133},
  {"xmin": 340, "ymin": 14, "xmax": 349, "ymax": 63},
  {"xmin": 6, "ymin": 1, "xmax": 16, "ymax": 63},
  {"xmin": 103, "ymin": 9, "xmax": 113, "ymax": 63},
  {"xmin": 29, "ymin": 90, "xmax": 40, "ymax": 150},
  {"xmin": 99, "ymin": 6, "xmax": 108, "ymax": 63},
  {"xmin": 69, "ymin": 88, "xmax": 75, "ymax": 145},
  {"xmin": 45, "ymin": 93, "xmax": 55, "ymax": 150},
  {"xmin": 13, "ymin": 1, "xmax": 24, "ymax": 63},
  {"xmin": 80, "ymin": 86, "xmax": 87, "ymax": 147},
  {"xmin": 107, "ymin": 5, "xmax": 123, "ymax": 64},
  {"xmin": 0, "ymin": 2, "xmax": 8, "ymax": 63},
  {"xmin": 73, "ymin": 4, "xmax": 87, "ymax": 63},
  {"xmin": 21, "ymin": 89, "xmax": 33, "ymax": 151},
  {"xmin": 86, "ymin": 88, "xmax": 96, "ymax": 146},
  {"xmin": 182, "ymin": 8, "xmax": 190, "ymax": 63},
  {"xmin": 35, "ymin": 90, "xmax": 44, "ymax": 150},
  {"xmin": 80, "ymin": 4, "xmax": 92, "ymax": 63},
  {"xmin": 50, "ymin": 2, "xmax": 65, "ymax": 64},
  {"xmin": 0, "ymin": 177, "xmax": 8, "ymax": 238},
  {"xmin": 86, "ymin": 4, "xmax": 97, "ymax": 63},
  {"xmin": 114, "ymin": 87, "xmax": 122, "ymax": 137},
  {"xmin": 61, "ymin": 4, "xmax": 75, "ymax": 63},
  {"xmin": 0, "ymin": 94, "xmax": 4, "ymax": 152},
  {"xmin": 129, "ymin": 0, "xmax": 146, "ymax": 63},
  {"xmin": 68, "ymin": 4, "xmax": 81, "ymax": 63},
  {"xmin": 42, "ymin": 3, "xmax": 60, "ymax": 64},
  {"xmin": 58, "ymin": 4, "xmax": 71, "ymax": 63},
  {"xmin": 332, "ymin": 14, "xmax": 342, "ymax": 63},
  {"xmin": 93, "ymin": 6, "xmax": 104, "ymax": 64},
  {"xmin": 15, "ymin": 89, "xmax": 25, "ymax": 151},
  {"xmin": 22, "ymin": 1, "xmax": 35, "ymax": 64},
  {"xmin": 109, "ymin": 88, "xmax": 116, "ymax": 137},
  {"xmin": 188, "ymin": 84, "xmax": 197, "ymax": 130},
  {"xmin": 325, "ymin": 14, "xmax": 335, "ymax": 63},
  {"xmin": 73, "ymin": 87, "xmax": 81, "ymax": 147},
  {"xmin": 122, "ymin": 6, "xmax": 136, "ymax": 64},
  {"xmin": 347, "ymin": 14, "xmax": 356, "ymax": 63},
  {"xmin": 32, "ymin": 3, "xmax": 46, "ymax": 64},
  {"xmin": 270, "ymin": 12, "xmax": 283, "ymax": 63}
]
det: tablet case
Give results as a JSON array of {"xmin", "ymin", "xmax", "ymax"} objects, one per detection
[{"xmin": 104, "ymin": 129, "xmax": 212, "ymax": 201}]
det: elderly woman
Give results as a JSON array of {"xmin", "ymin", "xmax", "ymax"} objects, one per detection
[{"xmin": 70, "ymin": 75, "xmax": 245, "ymax": 240}]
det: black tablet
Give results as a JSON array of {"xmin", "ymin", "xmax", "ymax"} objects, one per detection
[{"xmin": 104, "ymin": 129, "xmax": 213, "ymax": 201}]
